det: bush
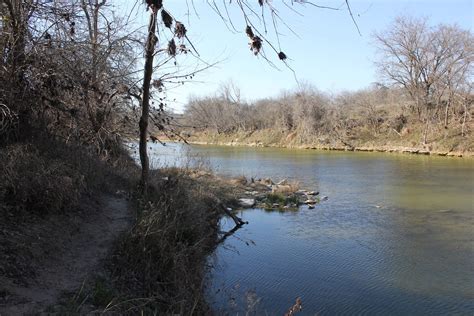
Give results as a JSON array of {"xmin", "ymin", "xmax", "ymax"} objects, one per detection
[{"xmin": 390, "ymin": 114, "xmax": 408, "ymax": 133}]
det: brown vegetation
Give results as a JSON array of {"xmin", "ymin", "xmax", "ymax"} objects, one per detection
[
  {"xmin": 0, "ymin": 1, "xmax": 244, "ymax": 313},
  {"xmin": 1, "ymin": 0, "xmax": 346, "ymax": 313},
  {"xmin": 103, "ymin": 168, "xmax": 241, "ymax": 314},
  {"xmin": 181, "ymin": 17, "xmax": 473, "ymax": 156},
  {"xmin": 182, "ymin": 83, "xmax": 472, "ymax": 155},
  {"xmin": 2, "ymin": 0, "xmax": 468, "ymax": 314}
]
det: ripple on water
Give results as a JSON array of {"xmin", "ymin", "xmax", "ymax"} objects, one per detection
[
  {"xmin": 211, "ymin": 204, "xmax": 474, "ymax": 315},
  {"xmin": 137, "ymin": 143, "xmax": 474, "ymax": 314}
]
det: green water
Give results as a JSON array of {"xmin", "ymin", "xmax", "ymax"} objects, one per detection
[{"xmin": 139, "ymin": 143, "xmax": 474, "ymax": 314}]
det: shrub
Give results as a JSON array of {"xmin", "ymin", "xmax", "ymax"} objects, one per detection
[{"xmin": 391, "ymin": 114, "xmax": 408, "ymax": 133}]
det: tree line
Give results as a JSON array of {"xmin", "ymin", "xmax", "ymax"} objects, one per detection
[{"xmin": 182, "ymin": 16, "xmax": 473, "ymax": 148}]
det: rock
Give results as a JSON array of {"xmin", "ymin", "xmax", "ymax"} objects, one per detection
[
  {"xmin": 308, "ymin": 205, "xmax": 315, "ymax": 209},
  {"xmin": 295, "ymin": 190, "xmax": 307, "ymax": 195},
  {"xmin": 277, "ymin": 179, "xmax": 288, "ymax": 185},
  {"xmin": 238, "ymin": 198, "xmax": 256, "ymax": 208},
  {"xmin": 320, "ymin": 196, "xmax": 328, "ymax": 201},
  {"xmin": 306, "ymin": 191, "xmax": 319, "ymax": 196},
  {"xmin": 438, "ymin": 209, "xmax": 453, "ymax": 213},
  {"xmin": 305, "ymin": 199, "xmax": 318, "ymax": 205},
  {"xmin": 272, "ymin": 203, "xmax": 280, "ymax": 208}
]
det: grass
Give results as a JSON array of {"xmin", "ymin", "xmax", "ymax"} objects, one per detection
[
  {"xmin": 1, "ymin": 128, "xmax": 308, "ymax": 314},
  {"xmin": 266, "ymin": 193, "xmax": 286, "ymax": 205},
  {"xmin": 99, "ymin": 168, "xmax": 239, "ymax": 314},
  {"xmin": 92, "ymin": 278, "xmax": 116, "ymax": 307},
  {"xmin": 0, "ymin": 135, "xmax": 136, "ymax": 284},
  {"xmin": 0, "ymin": 133, "xmax": 241, "ymax": 314},
  {"xmin": 0, "ymin": 144, "xmax": 84, "ymax": 217},
  {"xmin": 264, "ymin": 193, "xmax": 300, "ymax": 210}
]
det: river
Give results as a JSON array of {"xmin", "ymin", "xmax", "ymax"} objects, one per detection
[{"xmin": 135, "ymin": 142, "xmax": 474, "ymax": 315}]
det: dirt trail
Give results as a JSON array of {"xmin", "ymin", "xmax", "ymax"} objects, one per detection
[{"xmin": 0, "ymin": 195, "xmax": 132, "ymax": 315}]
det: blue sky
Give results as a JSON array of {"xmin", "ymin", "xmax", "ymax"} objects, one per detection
[{"xmin": 116, "ymin": 0, "xmax": 473, "ymax": 112}]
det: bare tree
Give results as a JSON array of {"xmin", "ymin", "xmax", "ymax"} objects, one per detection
[
  {"xmin": 373, "ymin": 16, "xmax": 473, "ymax": 143},
  {"xmin": 136, "ymin": 0, "xmax": 360, "ymax": 188},
  {"xmin": 0, "ymin": 0, "xmax": 142, "ymax": 155}
]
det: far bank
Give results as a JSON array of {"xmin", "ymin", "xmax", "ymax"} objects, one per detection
[{"xmin": 156, "ymin": 128, "xmax": 473, "ymax": 158}]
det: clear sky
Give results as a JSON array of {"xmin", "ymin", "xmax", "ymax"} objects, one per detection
[{"xmin": 116, "ymin": 0, "xmax": 473, "ymax": 112}]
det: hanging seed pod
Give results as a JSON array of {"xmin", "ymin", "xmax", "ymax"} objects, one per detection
[
  {"xmin": 161, "ymin": 9, "xmax": 173, "ymax": 28},
  {"xmin": 278, "ymin": 51, "xmax": 287, "ymax": 60},
  {"xmin": 258, "ymin": 0, "xmax": 264, "ymax": 6},
  {"xmin": 250, "ymin": 36, "xmax": 262, "ymax": 55},
  {"xmin": 179, "ymin": 44, "xmax": 188, "ymax": 54},
  {"xmin": 245, "ymin": 25, "xmax": 254, "ymax": 38},
  {"xmin": 152, "ymin": 79, "xmax": 163, "ymax": 89},
  {"xmin": 167, "ymin": 39, "xmax": 176, "ymax": 56},
  {"xmin": 175, "ymin": 21, "xmax": 187, "ymax": 39}
]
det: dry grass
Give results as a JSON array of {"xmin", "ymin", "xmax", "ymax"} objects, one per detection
[
  {"xmin": 104, "ymin": 168, "xmax": 237, "ymax": 314},
  {"xmin": 0, "ymin": 134, "xmax": 136, "ymax": 286},
  {"xmin": 0, "ymin": 133, "xmax": 246, "ymax": 314},
  {"xmin": 272, "ymin": 181, "xmax": 300, "ymax": 194},
  {"xmin": 0, "ymin": 144, "xmax": 85, "ymax": 217},
  {"xmin": 0, "ymin": 137, "xmax": 134, "ymax": 219}
]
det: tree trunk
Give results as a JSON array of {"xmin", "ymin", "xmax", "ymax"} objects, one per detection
[
  {"xmin": 422, "ymin": 109, "xmax": 431, "ymax": 145},
  {"xmin": 444, "ymin": 100, "xmax": 450, "ymax": 129},
  {"xmin": 139, "ymin": 10, "xmax": 158, "ymax": 190},
  {"xmin": 461, "ymin": 103, "xmax": 467, "ymax": 137}
]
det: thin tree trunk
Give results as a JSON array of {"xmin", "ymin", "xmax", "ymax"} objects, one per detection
[
  {"xmin": 7, "ymin": 0, "xmax": 28, "ymax": 138},
  {"xmin": 139, "ymin": 10, "xmax": 158, "ymax": 190},
  {"xmin": 422, "ymin": 110, "xmax": 431, "ymax": 145},
  {"xmin": 461, "ymin": 103, "xmax": 467, "ymax": 137},
  {"xmin": 444, "ymin": 101, "xmax": 450, "ymax": 128}
]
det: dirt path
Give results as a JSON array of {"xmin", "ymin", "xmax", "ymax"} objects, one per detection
[{"xmin": 0, "ymin": 195, "xmax": 132, "ymax": 315}]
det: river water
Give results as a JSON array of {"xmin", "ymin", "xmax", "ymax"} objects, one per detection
[{"xmin": 138, "ymin": 142, "xmax": 474, "ymax": 315}]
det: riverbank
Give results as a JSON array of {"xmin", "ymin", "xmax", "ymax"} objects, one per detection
[
  {"xmin": 0, "ymin": 136, "xmax": 280, "ymax": 314},
  {"xmin": 179, "ymin": 129, "xmax": 473, "ymax": 158},
  {"xmin": 189, "ymin": 140, "xmax": 469, "ymax": 157}
]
